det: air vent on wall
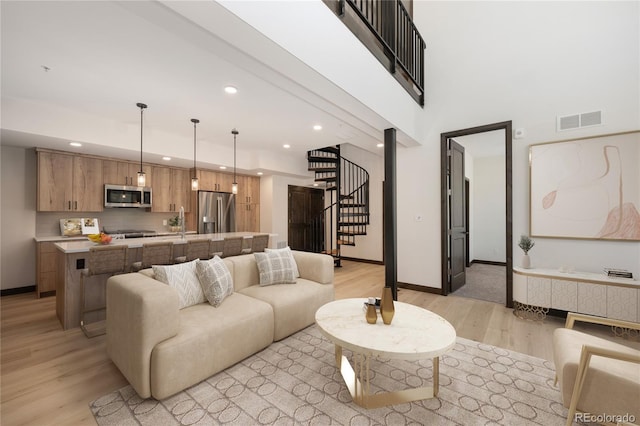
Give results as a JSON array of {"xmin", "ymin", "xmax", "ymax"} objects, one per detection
[{"xmin": 557, "ymin": 110, "xmax": 603, "ymax": 131}]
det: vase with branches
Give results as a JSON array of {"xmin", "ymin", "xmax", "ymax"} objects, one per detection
[{"xmin": 518, "ymin": 235, "xmax": 535, "ymax": 268}]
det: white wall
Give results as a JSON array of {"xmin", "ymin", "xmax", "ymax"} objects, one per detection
[
  {"xmin": 1, "ymin": 146, "xmax": 37, "ymax": 290},
  {"xmin": 339, "ymin": 145, "xmax": 383, "ymax": 262},
  {"xmin": 473, "ymin": 155, "xmax": 506, "ymax": 263},
  {"xmin": 260, "ymin": 174, "xmax": 316, "ymax": 248},
  {"xmin": 399, "ymin": 1, "xmax": 640, "ymax": 288}
]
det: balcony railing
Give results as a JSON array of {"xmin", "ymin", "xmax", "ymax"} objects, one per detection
[{"xmin": 334, "ymin": 0, "xmax": 425, "ymax": 105}]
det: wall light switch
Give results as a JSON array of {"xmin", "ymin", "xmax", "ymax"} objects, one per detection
[
  {"xmin": 163, "ymin": 220, "xmax": 167, "ymax": 226},
  {"xmin": 415, "ymin": 214, "xmax": 423, "ymax": 222}
]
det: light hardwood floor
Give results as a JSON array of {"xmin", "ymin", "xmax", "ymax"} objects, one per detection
[{"xmin": 1, "ymin": 260, "xmax": 636, "ymax": 425}]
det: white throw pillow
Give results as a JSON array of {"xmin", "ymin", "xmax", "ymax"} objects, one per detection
[
  {"xmin": 265, "ymin": 246, "xmax": 300, "ymax": 278},
  {"xmin": 152, "ymin": 259, "xmax": 206, "ymax": 309},
  {"xmin": 254, "ymin": 251, "xmax": 296, "ymax": 286},
  {"xmin": 196, "ymin": 256, "xmax": 234, "ymax": 307}
]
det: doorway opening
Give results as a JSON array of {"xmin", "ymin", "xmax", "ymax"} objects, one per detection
[{"xmin": 440, "ymin": 121, "xmax": 514, "ymax": 307}]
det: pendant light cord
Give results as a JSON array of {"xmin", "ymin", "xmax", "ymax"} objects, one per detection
[
  {"xmin": 136, "ymin": 103, "xmax": 147, "ymax": 175},
  {"xmin": 191, "ymin": 119, "xmax": 199, "ymax": 179},
  {"xmin": 232, "ymin": 128, "xmax": 238, "ymax": 184}
]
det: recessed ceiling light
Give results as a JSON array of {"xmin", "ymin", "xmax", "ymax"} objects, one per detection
[
  {"xmin": 162, "ymin": 156, "xmax": 171, "ymax": 161},
  {"xmin": 313, "ymin": 125, "xmax": 322, "ymax": 131},
  {"xmin": 313, "ymin": 183, "xmax": 319, "ymax": 187},
  {"xmin": 377, "ymin": 143, "xmax": 384, "ymax": 148},
  {"xmin": 224, "ymin": 86, "xmax": 237, "ymax": 94},
  {"xmin": 257, "ymin": 172, "xmax": 264, "ymax": 176},
  {"xmin": 283, "ymin": 144, "xmax": 291, "ymax": 149},
  {"xmin": 69, "ymin": 142, "xmax": 82, "ymax": 147},
  {"xmin": 219, "ymin": 166, "xmax": 227, "ymax": 170}
]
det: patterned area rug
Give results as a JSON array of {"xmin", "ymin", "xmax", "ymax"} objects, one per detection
[{"xmin": 91, "ymin": 325, "xmax": 569, "ymax": 425}]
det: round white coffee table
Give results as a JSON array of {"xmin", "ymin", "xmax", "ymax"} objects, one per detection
[{"xmin": 315, "ymin": 298, "xmax": 456, "ymax": 409}]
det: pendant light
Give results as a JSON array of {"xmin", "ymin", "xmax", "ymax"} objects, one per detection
[
  {"xmin": 231, "ymin": 128, "xmax": 238, "ymax": 195},
  {"xmin": 136, "ymin": 102, "xmax": 147, "ymax": 187},
  {"xmin": 191, "ymin": 118, "xmax": 200, "ymax": 191}
]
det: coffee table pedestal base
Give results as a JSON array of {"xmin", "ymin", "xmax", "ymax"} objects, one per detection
[{"xmin": 335, "ymin": 345, "xmax": 439, "ymax": 409}]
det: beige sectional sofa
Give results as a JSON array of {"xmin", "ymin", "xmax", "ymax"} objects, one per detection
[{"xmin": 106, "ymin": 250, "xmax": 334, "ymax": 400}]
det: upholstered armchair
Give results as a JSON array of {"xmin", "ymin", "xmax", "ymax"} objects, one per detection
[{"xmin": 553, "ymin": 313, "xmax": 640, "ymax": 426}]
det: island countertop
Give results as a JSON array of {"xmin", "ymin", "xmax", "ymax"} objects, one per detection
[
  {"xmin": 53, "ymin": 231, "xmax": 277, "ymax": 330},
  {"xmin": 54, "ymin": 232, "xmax": 274, "ymax": 253}
]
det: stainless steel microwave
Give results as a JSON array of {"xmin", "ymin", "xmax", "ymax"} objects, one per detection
[{"xmin": 104, "ymin": 184, "xmax": 152, "ymax": 208}]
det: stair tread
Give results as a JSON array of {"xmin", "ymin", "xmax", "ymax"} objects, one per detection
[
  {"xmin": 308, "ymin": 156, "xmax": 338, "ymax": 163},
  {"xmin": 317, "ymin": 146, "xmax": 339, "ymax": 154},
  {"xmin": 308, "ymin": 166, "xmax": 337, "ymax": 172},
  {"xmin": 338, "ymin": 230, "xmax": 367, "ymax": 236}
]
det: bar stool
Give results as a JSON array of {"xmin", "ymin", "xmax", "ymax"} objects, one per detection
[
  {"xmin": 222, "ymin": 236, "xmax": 244, "ymax": 258},
  {"xmin": 241, "ymin": 234, "xmax": 270, "ymax": 254},
  {"xmin": 176, "ymin": 239, "xmax": 211, "ymax": 263},
  {"xmin": 209, "ymin": 239, "xmax": 224, "ymax": 258},
  {"xmin": 131, "ymin": 241, "xmax": 173, "ymax": 271},
  {"xmin": 80, "ymin": 244, "xmax": 127, "ymax": 338}
]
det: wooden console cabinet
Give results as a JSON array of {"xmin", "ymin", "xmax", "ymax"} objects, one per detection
[{"xmin": 513, "ymin": 267, "xmax": 639, "ymax": 322}]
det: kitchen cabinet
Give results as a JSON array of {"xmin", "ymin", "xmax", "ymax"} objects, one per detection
[
  {"xmin": 236, "ymin": 175, "xmax": 260, "ymax": 205},
  {"xmin": 103, "ymin": 159, "xmax": 152, "ymax": 186},
  {"xmin": 235, "ymin": 175, "xmax": 260, "ymax": 232},
  {"xmin": 236, "ymin": 202, "xmax": 260, "ymax": 232},
  {"xmin": 197, "ymin": 169, "xmax": 234, "ymax": 192},
  {"xmin": 36, "ymin": 242, "xmax": 58, "ymax": 297},
  {"xmin": 37, "ymin": 150, "xmax": 103, "ymax": 212},
  {"xmin": 151, "ymin": 166, "xmax": 190, "ymax": 213}
]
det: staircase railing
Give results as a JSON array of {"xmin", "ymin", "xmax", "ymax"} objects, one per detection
[
  {"xmin": 308, "ymin": 147, "xmax": 369, "ymax": 265},
  {"xmin": 332, "ymin": 0, "xmax": 425, "ymax": 105}
]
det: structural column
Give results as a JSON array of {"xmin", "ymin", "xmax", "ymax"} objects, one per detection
[{"xmin": 384, "ymin": 128, "xmax": 397, "ymax": 299}]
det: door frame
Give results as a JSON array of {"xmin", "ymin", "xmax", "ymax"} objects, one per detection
[{"xmin": 440, "ymin": 121, "xmax": 513, "ymax": 308}]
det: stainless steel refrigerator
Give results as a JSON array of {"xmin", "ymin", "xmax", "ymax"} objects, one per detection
[{"xmin": 197, "ymin": 191, "xmax": 236, "ymax": 234}]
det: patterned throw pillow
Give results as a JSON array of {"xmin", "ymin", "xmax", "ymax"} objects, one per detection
[
  {"xmin": 152, "ymin": 259, "xmax": 206, "ymax": 309},
  {"xmin": 264, "ymin": 246, "xmax": 300, "ymax": 278},
  {"xmin": 196, "ymin": 256, "xmax": 234, "ymax": 307},
  {"xmin": 254, "ymin": 250, "xmax": 297, "ymax": 286}
]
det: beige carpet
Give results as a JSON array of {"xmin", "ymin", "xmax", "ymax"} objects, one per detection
[
  {"xmin": 452, "ymin": 263, "xmax": 506, "ymax": 305},
  {"xmin": 91, "ymin": 325, "xmax": 569, "ymax": 425}
]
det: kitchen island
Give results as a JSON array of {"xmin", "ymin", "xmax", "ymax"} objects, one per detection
[{"xmin": 54, "ymin": 232, "xmax": 276, "ymax": 330}]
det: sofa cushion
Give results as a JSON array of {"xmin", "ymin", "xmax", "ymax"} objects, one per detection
[
  {"xmin": 254, "ymin": 251, "xmax": 296, "ymax": 286},
  {"xmin": 265, "ymin": 246, "xmax": 300, "ymax": 278},
  {"xmin": 150, "ymin": 292, "xmax": 274, "ymax": 399},
  {"xmin": 553, "ymin": 327, "xmax": 640, "ymax": 420},
  {"xmin": 195, "ymin": 256, "xmax": 234, "ymax": 307},
  {"xmin": 152, "ymin": 259, "xmax": 206, "ymax": 309},
  {"xmin": 239, "ymin": 278, "xmax": 334, "ymax": 341}
]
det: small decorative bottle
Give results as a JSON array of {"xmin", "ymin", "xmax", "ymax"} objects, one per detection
[
  {"xmin": 366, "ymin": 302, "xmax": 377, "ymax": 324},
  {"xmin": 380, "ymin": 287, "xmax": 395, "ymax": 325}
]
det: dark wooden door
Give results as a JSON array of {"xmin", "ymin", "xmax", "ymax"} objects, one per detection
[
  {"xmin": 288, "ymin": 185, "xmax": 324, "ymax": 252},
  {"xmin": 449, "ymin": 139, "xmax": 466, "ymax": 292}
]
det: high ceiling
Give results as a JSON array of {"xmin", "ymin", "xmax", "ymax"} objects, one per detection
[{"xmin": 1, "ymin": 1, "xmax": 391, "ymax": 176}]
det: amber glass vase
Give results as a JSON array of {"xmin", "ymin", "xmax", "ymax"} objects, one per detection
[{"xmin": 380, "ymin": 287, "xmax": 395, "ymax": 325}]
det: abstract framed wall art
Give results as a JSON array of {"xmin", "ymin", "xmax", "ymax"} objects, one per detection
[{"xmin": 529, "ymin": 130, "xmax": 640, "ymax": 241}]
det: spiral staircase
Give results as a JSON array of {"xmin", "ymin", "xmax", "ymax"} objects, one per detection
[{"xmin": 307, "ymin": 146, "xmax": 370, "ymax": 266}]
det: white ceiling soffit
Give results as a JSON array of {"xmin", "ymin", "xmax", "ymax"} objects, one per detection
[{"xmin": 1, "ymin": 0, "xmax": 412, "ymax": 177}]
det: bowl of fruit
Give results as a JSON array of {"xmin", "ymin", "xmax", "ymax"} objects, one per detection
[{"xmin": 88, "ymin": 233, "xmax": 112, "ymax": 245}]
